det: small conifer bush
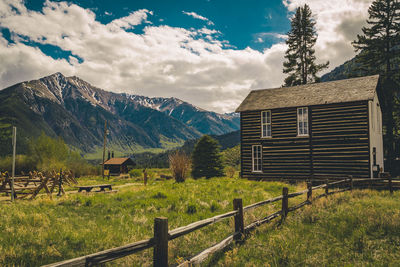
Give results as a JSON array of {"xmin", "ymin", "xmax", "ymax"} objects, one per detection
[{"xmin": 191, "ymin": 135, "xmax": 224, "ymax": 179}]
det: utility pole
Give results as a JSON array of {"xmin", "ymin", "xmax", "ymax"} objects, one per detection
[
  {"xmin": 11, "ymin": 126, "xmax": 16, "ymax": 202},
  {"xmin": 102, "ymin": 120, "xmax": 107, "ymax": 180}
]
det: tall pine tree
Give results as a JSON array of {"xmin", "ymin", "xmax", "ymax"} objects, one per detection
[
  {"xmin": 353, "ymin": 0, "xmax": 400, "ymax": 172},
  {"xmin": 283, "ymin": 4, "xmax": 328, "ymax": 86}
]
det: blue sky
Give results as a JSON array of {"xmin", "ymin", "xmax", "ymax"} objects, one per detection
[
  {"xmin": 0, "ymin": 0, "xmax": 373, "ymax": 112},
  {"xmin": 22, "ymin": 0, "xmax": 291, "ymax": 57}
]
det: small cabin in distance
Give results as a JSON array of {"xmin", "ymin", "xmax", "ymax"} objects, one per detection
[
  {"xmin": 235, "ymin": 75, "xmax": 384, "ymax": 180},
  {"xmin": 103, "ymin": 157, "xmax": 135, "ymax": 176}
]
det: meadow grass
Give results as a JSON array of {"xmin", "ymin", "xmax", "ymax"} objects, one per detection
[
  {"xmin": 214, "ymin": 189, "xmax": 400, "ymax": 267},
  {"xmin": 0, "ymin": 177, "xmax": 296, "ymax": 266},
  {"xmin": 59, "ymin": 168, "xmax": 173, "ymax": 190}
]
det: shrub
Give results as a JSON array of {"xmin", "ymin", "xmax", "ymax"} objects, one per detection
[
  {"xmin": 67, "ymin": 151, "xmax": 99, "ymax": 177},
  {"xmin": 191, "ymin": 135, "xmax": 224, "ymax": 179},
  {"xmin": 226, "ymin": 166, "xmax": 236, "ymax": 178},
  {"xmin": 129, "ymin": 169, "xmax": 142, "ymax": 178},
  {"xmin": 169, "ymin": 151, "xmax": 190, "ymax": 183}
]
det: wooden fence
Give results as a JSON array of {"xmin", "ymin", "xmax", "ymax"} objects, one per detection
[
  {"xmin": 43, "ymin": 176, "xmax": 399, "ymax": 267},
  {"xmin": 1, "ymin": 171, "xmax": 76, "ymax": 200}
]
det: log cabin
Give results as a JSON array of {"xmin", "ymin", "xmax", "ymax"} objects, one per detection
[
  {"xmin": 235, "ymin": 75, "xmax": 384, "ymax": 180},
  {"xmin": 103, "ymin": 157, "xmax": 135, "ymax": 175}
]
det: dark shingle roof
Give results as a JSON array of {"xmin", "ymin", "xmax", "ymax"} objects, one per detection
[
  {"xmin": 103, "ymin": 157, "xmax": 132, "ymax": 165},
  {"xmin": 235, "ymin": 75, "xmax": 379, "ymax": 112}
]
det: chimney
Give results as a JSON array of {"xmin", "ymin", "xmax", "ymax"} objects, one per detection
[
  {"xmin": 107, "ymin": 151, "xmax": 110, "ymax": 160},
  {"xmin": 112, "ymin": 151, "xmax": 114, "ymax": 158}
]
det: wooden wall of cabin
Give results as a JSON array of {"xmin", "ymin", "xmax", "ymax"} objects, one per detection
[
  {"xmin": 241, "ymin": 108, "xmax": 311, "ymax": 179},
  {"xmin": 311, "ymin": 101, "xmax": 370, "ymax": 178},
  {"xmin": 240, "ymin": 100, "xmax": 370, "ymax": 180}
]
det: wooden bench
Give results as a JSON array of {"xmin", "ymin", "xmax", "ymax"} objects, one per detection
[{"xmin": 77, "ymin": 184, "xmax": 113, "ymax": 193}]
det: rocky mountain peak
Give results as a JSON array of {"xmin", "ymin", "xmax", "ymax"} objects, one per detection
[{"xmin": 0, "ymin": 72, "xmax": 240, "ymax": 157}]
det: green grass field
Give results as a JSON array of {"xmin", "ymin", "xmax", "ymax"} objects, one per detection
[
  {"xmin": 0, "ymin": 176, "xmax": 295, "ymax": 266},
  {"xmin": 1, "ymin": 176, "xmax": 399, "ymax": 266},
  {"xmin": 215, "ymin": 189, "xmax": 400, "ymax": 267}
]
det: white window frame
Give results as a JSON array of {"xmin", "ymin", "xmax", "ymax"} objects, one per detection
[
  {"xmin": 297, "ymin": 107, "xmax": 309, "ymax": 136},
  {"xmin": 252, "ymin": 145, "xmax": 262, "ymax": 173},
  {"xmin": 261, "ymin": 110, "xmax": 272, "ymax": 138}
]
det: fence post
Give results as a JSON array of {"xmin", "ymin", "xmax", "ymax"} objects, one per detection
[
  {"xmin": 153, "ymin": 217, "xmax": 168, "ymax": 267},
  {"xmin": 307, "ymin": 182, "xmax": 312, "ymax": 203},
  {"xmin": 233, "ymin": 198, "xmax": 244, "ymax": 241},
  {"xmin": 325, "ymin": 179, "xmax": 329, "ymax": 196},
  {"xmin": 389, "ymin": 175, "xmax": 393, "ymax": 195},
  {"xmin": 349, "ymin": 175, "xmax": 353, "ymax": 191},
  {"xmin": 281, "ymin": 187, "xmax": 288, "ymax": 221}
]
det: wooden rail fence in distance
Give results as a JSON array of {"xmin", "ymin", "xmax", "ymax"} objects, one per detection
[{"xmin": 43, "ymin": 176, "xmax": 398, "ymax": 267}]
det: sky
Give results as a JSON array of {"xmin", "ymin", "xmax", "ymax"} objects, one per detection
[{"xmin": 0, "ymin": 0, "xmax": 373, "ymax": 113}]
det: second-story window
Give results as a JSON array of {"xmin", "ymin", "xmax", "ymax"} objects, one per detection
[
  {"xmin": 297, "ymin": 107, "xmax": 309, "ymax": 136},
  {"xmin": 261, "ymin": 110, "xmax": 271, "ymax": 138}
]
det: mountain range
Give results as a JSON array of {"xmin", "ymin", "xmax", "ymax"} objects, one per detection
[{"xmin": 0, "ymin": 73, "xmax": 239, "ymax": 157}]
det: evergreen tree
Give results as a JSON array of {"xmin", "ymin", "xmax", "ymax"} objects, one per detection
[
  {"xmin": 283, "ymin": 4, "xmax": 329, "ymax": 86},
  {"xmin": 353, "ymin": 0, "xmax": 400, "ymax": 172},
  {"xmin": 191, "ymin": 135, "xmax": 224, "ymax": 179}
]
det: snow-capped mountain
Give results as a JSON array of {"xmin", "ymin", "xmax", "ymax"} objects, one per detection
[{"xmin": 0, "ymin": 73, "xmax": 239, "ymax": 156}]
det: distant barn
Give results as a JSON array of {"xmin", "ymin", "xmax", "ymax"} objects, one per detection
[
  {"xmin": 235, "ymin": 75, "xmax": 384, "ymax": 180},
  {"xmin": 103, "ymin": 157, "xmax": 135, "ymax": 175}
]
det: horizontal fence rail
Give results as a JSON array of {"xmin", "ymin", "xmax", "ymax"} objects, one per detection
[
  {"xmin": 44, "ymin": 238, "xmax": 154, "ymax": 267},
  {"xmin": 243, "ymin": 195, "xmax": 283, "ymax": 211},
  {"xmin": 169, "ymin": 210, "xmax": 238, "ymax": 240},
  {"xmin": 44, "ymin": 176, "xmax": 398, "ymax": 267}
]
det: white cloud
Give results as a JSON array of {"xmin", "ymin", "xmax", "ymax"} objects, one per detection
[
  {"xmin": 108, "ymin": 9, "xmax": 152, "ymax": 30},
  {"xmin": 0, "ymin": 0, "xmax": 374, "ymax": 113},
  {"xmin": 255, "ymin": 32, "xmax": 288, "ymax": 43},
  {"xmin": 182, "ymin": 11, "xmax": 214, "ymax": 26}
]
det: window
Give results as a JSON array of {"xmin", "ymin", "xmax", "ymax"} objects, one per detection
[
  {"xmin": 297, "ymin": 107, "xmax": 309, "ymax": 136},
  {"xmin": 252, "ymin": 145, "xmax": 262, "ymax": 172},
  {"xmin": 261, "ymin": 111, "xmax": 271, "ymax": 137}
]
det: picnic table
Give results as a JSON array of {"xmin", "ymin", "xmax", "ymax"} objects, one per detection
[{"xmin": 77, "ymin": 184, "xmax": 113, "ymax": 192}]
